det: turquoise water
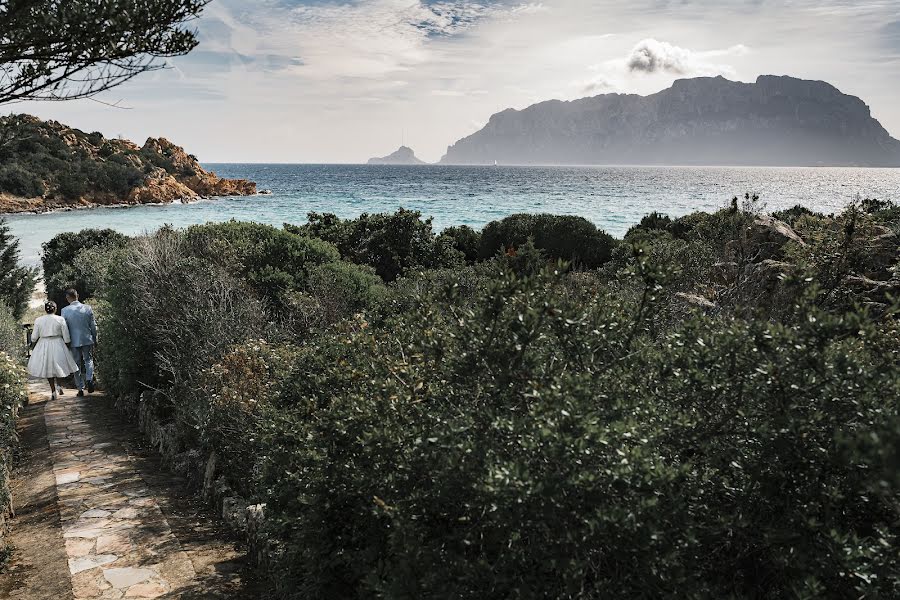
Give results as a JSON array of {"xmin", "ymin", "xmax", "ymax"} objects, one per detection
[{"xmin": 5, "ymin": 164, "xmax": 900, "ymax": 265}]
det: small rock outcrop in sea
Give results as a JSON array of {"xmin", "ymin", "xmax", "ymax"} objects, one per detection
[
  {"xmin": 439, "ymin": 75, "xmax": 900, "ymax": 167},
  {"xmin": 0, "ymin": 114, "xmax": 256, "ymax": 213},
  {"xmin": 367, "ymin": 146, "xmax": 426, "ymax": 165}
]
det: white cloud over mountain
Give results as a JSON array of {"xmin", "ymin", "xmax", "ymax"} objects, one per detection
[{"xmin": 625, "ymin": 39, "xmax": 749, "ymax": 77}]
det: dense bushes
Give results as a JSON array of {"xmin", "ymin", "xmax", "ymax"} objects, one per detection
[
  {"xmin": 0, "ymin": 220, "xmax": 37, "ymax": 320},
  {"xmin": 184, "ymin": 221, "xmax": 341, "ymax": 313},
  {"xmin": 46, "ymin": 201, "xmax": 899, "ymax": 599},
  {"xmin": 258, "ymin": 268, "xmax": 899, "ymax": 599},
  {"xmin": 0, "ymin": 223, "xmax": 30, "ymax": 559},
  {"xmin": 438, "ymin": 225, "xmax": 481, "ymax": 263},
  {"xmin": 41, "ymin": 228, "xmax": 129, "ymax": 309},
  {"xmin": 478, "ymin": 213, "xmax": 618, "ymax": 267},
  {"xmin": 0, "ymin": 305, "xmax": 26, "ymax": 562},
  {"xmin": 98, "ymin": 228, "xmax": 269, "ymax": 400},
  {"xmin": 286, "ymin": 209, "xmax": 463, "ymax": 281}
]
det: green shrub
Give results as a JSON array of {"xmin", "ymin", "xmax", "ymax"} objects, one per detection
[
  {"xmin": 625, "ymin": 211, "xmax": 674, "ymax": 237},
  {"xmin": 0, "ymin": 304, "xmax": 24, "ymax": 361},
  {"xmin": 259, "ymin": 268, "xmax": 899, "ymax": 599},
  {"xmin": 185, "ymin": 221, "xmax": 339, "ymax": 313},
  {"xmin": 438, "ymin": 225, "xmax": 481, "ymax": 264},
  {"xmin": 194, "ymin": 341, "xmax": 297, "ymax": 498},
  {"xmin": 98, "ymin": 228, "xmax": 269, "ymax": 400},
  {"xmin": 306, "ymin": 261, "xmax": 386, "ymax": 323},
  {"xmin": 0, "ymin": 219, "xmax": 37, "ymax": 320},
  {"xmin": 287, "ymin": 209, "xmax": 464, "ymax": 281},
  {"xmin": 42, "ymin": 228, "xmax": 129, "ymax": 309},
  {"xmin": 0, "ymin": 163, "xmax": 44, "ymax": 198},
  {"xmin": 771, "ymin": 204, "xmax": 825, "ymax": 227},
  {"xmin": 0, "ymin": 334, "xmax": 27, "ymax": 558},
  {"xmin": 478, "ymin": 213, "xmax": 617, "ymax": 268}
]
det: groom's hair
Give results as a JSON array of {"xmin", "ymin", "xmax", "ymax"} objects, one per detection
[{"xmin": 65, "ymin": 288, "xmax": 79, "ymax": 300}]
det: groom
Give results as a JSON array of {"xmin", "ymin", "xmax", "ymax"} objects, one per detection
[{"xmin": 62, "ymin": 288, "xmax": 97, "ymax": 397}]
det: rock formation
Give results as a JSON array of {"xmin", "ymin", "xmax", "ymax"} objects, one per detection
[
  {"xmin": 0, "ymin": 115, "xmax": 256, "ymax": 213},
  {"xmin": 440, "ymin": 76, "xmax": 900, "ymax": 167},
  {"xmin": 367, "ymin": 146, "xmax": 426, "ymax": 165}
]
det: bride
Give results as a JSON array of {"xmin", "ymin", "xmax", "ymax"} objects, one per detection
[{"xmin": 28, "ymin": 301, "xmax": 79, "ymax": 400}]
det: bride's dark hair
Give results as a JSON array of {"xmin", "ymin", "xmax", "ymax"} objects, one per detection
[{"xmin": 44, "ymin": 301, "xmax": 57, "ymax": 314}]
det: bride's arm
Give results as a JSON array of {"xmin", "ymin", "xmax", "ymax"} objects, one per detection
[{"xmin": 61, "ymin": 319, "xmax": 72, "ymax": 345}]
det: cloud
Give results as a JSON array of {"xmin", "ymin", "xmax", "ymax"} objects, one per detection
[
  {"xmin": 582, "ymin": 78, "xmax": 613, "ymax": 95},
  {"xmin": 625, "ymin": 38, "xmax": 748, "ymax": 76}
]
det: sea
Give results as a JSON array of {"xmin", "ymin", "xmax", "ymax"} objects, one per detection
[{"xmin": 5, "ymin": 164, "xmax": 900, "ymax": 266}]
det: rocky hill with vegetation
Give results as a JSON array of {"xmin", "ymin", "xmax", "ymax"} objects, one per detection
[
  {"xmin": 0, "ymin": 114, "xmax": 256, "ymax": 213},
  {"xmin": 441, "ymin": 75, "xmax": 900, "ymax": 166}
]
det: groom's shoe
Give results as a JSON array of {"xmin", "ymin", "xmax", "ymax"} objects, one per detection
[
  {"xmin": 87, "ymin": 380, "xmax": 95, "ymax": 394},
  {"xmin": 77, "ymin": 390, "xmax": 85, "ymax": 397}
]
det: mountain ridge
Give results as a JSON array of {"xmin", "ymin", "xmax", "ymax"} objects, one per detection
[{"xmin": 440, "ymin": 75, "xmax": 900, "ymax": 167}]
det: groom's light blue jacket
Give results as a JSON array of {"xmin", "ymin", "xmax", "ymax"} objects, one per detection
[{"xmin": 61, "ymin": 301, "xmax": 97, "ymax": 348}]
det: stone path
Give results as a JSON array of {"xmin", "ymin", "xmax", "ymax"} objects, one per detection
[
  {"xmin": 46, "ymin": 385, "xmax": 198, "ymax": 599},
  {"xmin": 0, "ymin": 382, "xmax": 258, "ymax": 599}
]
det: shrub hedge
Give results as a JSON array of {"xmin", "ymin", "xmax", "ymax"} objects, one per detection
[
  {"xmin": 478, "ymin": 213, "xmax": 618, "ymax": 268},
  {"xmin": 41, "ymin": 228, "xmax": 129, "ymax": 310},
  {"xmin": 286, "ymin": 209, "xmax": 464, "ymax": 281}
]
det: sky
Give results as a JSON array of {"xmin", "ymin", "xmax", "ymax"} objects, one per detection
[{"xmin": 9, "ymin": 0, "xmax": 900, "ymax": 163}]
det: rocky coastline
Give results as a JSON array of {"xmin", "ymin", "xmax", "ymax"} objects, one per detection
[{"xmin": 0, "ymin": 115, "xmax": 257, "ymax": 214}]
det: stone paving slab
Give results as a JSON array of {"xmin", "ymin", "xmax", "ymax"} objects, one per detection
[{"xmin": 41, "ymin": 383, "xmax": 200, "ymax": 599}]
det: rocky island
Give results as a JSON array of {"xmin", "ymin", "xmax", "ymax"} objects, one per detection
[
  {"xmin": 0, "ymin": 114, "xmax": 256, "ymax": 213},
  {"xmin": 440, "ymin": 75, "xmax": 900, "ymax": 167},
  {"xmin": 367, "ymin": 146, "xmax": 426, "ymax": 165}
]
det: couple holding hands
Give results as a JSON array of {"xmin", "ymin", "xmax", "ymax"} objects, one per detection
[{"xmin": 27, "ymin": 288, "xmax": 97, "ymax": 400}]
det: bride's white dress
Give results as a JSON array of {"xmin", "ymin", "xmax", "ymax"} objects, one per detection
[{"xmin": 27, "ymin": 314, "xmax": 79, "ymax": 379}]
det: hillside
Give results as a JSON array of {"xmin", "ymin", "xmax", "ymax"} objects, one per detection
[
  {"xmin": 0, "ymin": 114, "xmax": 256, "ymax": 213},
  {"xmin": 440, "ymin": 75, "xmax": 900, "ymax": 167}
]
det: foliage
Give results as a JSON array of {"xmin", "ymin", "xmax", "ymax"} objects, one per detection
[
  {"xmin": 195, "ymin": 341, "xmax": 297, "ymax": 498},
  {"xmin": 0, "ymin": 304, "xmax": 23, "ymax": 361},
  {"xmin": 0, "ymin": 0, "xmax": 209, "ymax": 104},
  {"xmin": 0, "ymin": 162, "xmax": 44, "ymax": 198},
  {"xmin": 259, "ymin": 267, "xmax": 899, "ymax": 599},
  {"xmin": 305, "ymin": 261, "xmax": 386, "ymax": 323},
  {"xmin": 771, "ymin": 204, "xmax": 826, "ymax": 227},
  {"xmin": 0, "ymin": 331, "xmax": 27, "ymax": 558},
  {"xmin": 624, "ymin": 211, "xmax": 674, "ymax": 240},
  {"xmin": 43, "ymin": 201, "xmax": 900, "ymax": 599},
  {"xmin": 98, "ymin": 228, "xmax": 268, "ymax": 401},
  {"xmin": 287, "ymin": 209, "xmax": 464, "ymax": 281},
  {"xmin": 184, "ymin": 221, "xmax": 340, "ymax": 314},
  {"xmin": 438, "ymin": 225, "xmax": 481, "ymax": 264},
  {"xmin": 478, "ymin": 213, "xmax": 617, "ymax": 268},
  {"xmin": 0, "ymin": 218, "xmax": 37, "ymax": 320},
  {"xmin": 42, "ymin": 228, "xmax": 129, "ymax": 309}
]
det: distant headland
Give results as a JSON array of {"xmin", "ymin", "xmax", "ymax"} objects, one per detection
[
  {"xmin": 440, "ymin": 75, "xmax": 900, "ymax": 167},
  {"xmin": 368, "ymin": 146, "xmax": 426, "ymax": 165},
  {"xmin": 0, "ymin": 114, "xmax": 257, "ymax": 214}
]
